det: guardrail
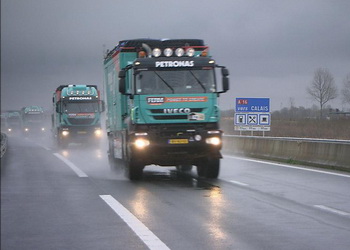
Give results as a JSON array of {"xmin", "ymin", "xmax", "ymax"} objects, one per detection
[
  {"xmin": 222, "ymin": 135, "xmax": 350, "ymax": 171},
  {"xmin": 1, "ymin": 133, "xmax": 8, "ymax": 158}
]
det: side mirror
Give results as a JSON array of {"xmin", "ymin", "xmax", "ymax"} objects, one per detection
[
  {"xmin": 220, "ymin": 68, "xmax": 229, "ymax": 93},
  {"xmin": 222, "ymin": 77, "xmax": 229, "ymax": 93},
  {"xmin": 100, "ymin": 101, "xmax": 105, "ymax": 112},
  {"xmin": 221, "ymin": 68, "xmax": 229, "ymax": 77},
  {"xmin": 119, "ymin": 70, "xmax": 126, "ymax": 94},
  {"xmin": 119, "ymin": 70, "xmax": 126, "ymax": 78},
  {"xmin": 55, "ymin": 102, "xmax": 61, "ymax": 113}
]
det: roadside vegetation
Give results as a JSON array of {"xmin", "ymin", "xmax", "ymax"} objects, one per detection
[
  {"xmin": 221, "ymin": 107, "xmax": 350, "ymax": 140},
  {"xmin": 221, "ymin": 68, "xmax": 350, "ymax": 140}
]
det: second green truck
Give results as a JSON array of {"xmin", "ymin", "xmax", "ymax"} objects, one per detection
[
  {"xmin": 104, "ymin": 39, "xmax": 229, "ymax": 180},
  {"xmin": 52, "ymin": 85, "xmax": 104, "ymax": 148}
]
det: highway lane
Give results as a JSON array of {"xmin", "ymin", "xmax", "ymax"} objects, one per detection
[{"xmin": 1, "ymin": 135, "xmax": 350, "ymax": 250}]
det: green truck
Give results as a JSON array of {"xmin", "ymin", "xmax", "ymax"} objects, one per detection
[
  {"xmin": 52, "ymin": 85, "xmax": 104, "ymax": 148},
  {"xmin": 104, "ymin": 39, "xmax": 229, "ymax": 180},
  {"xmin": 21, "ymin": 106, "xmax": 46, "ymax": 136},
  {"xmin": 4, "ymin": 110, "xmax": 22, "ymax": 134}
]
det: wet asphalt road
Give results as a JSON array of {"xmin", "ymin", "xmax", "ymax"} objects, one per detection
[{"xmin": 1, "ymin": 135, "xmax": 350, "ymax": 250}]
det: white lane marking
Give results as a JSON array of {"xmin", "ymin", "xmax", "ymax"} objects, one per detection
[
  {"xmin": 53, "ymin": 153, "xmax": 88, "ymax": 177},
  {"xmin": 314, "ymin": 205, "xmax": 350, "ymax": 216},
  {"xmin": 100, "ymin": 195, "xmax": 170, "ymax": 250},
  {"xmin": 39, "ymin": 144, "xmax": 51, "ymax": 151},
  {"xmin": 229, "ymin": 180, "xmax": 249, "ymax": 186},
  {"xmin": 31, "ymin": 140, "xmax": 51, "ymax": 151},
  {"xmin": 224, "ymin": 155, "xmax": 350, "ymax": 178}
]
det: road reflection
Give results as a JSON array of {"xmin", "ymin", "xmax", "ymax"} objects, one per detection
[
  {"xmin": 130, "ymin": 166, "xmax": 229, "ymax": 244},
  {"xmin": 205, "ymin": 186, "xmax": 228, "ymax": 241},
  {"xmin": 130, "ymin": 188, "xmax": 149, "ymax": 220}
]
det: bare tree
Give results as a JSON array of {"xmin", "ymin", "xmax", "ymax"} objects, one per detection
[
  {"xmin": 342, "ymin": 73, "xmax": 350, "ymax": 106},
  {"xmin": 307, "ymin": 68, "xmax": 337, "ymax": 118}
]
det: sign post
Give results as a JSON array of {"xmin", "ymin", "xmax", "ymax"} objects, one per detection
[{"xmin": 234, "ymin": 98, "xmax": 271, "ymax": 133}]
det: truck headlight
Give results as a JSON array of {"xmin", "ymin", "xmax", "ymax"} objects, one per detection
[
  {"xmin": 62, "ymin": 131, "xmax": 69, "ymax": 136},
  {"xmin": 24, "ymin": 128, "xmax": 29, "ymax": 132},
  {"xmin": 41, "ymin": 128, "xmax": 45, "ymax": 131},
  {"xmin": 94, "ymin": 129, "xmax": 102, "ymax": 137},
  {"xmin": 134, "ymin": 138, "xmax": 150, "ymax": 149},
  {"xmin": 206, "ymin": 137, "xmax": 221, "ymax": 146}
]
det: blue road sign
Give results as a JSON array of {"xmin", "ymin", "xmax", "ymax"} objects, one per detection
[{"xmin": 236, "ymin": 98, "xmax": 270, "ymax": 112}]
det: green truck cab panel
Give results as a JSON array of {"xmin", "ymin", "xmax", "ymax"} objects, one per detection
[{"xmin": 132, "ymin": 94, "xmax": 219, "ymax": 124}]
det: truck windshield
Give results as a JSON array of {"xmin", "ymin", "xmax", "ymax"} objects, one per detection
[
  {"xmin": 63, "ymin": 102, "xmax": 99, "ymax": 113},
  {"xmin": 24, "ymin": 114, "xmax": 44, "ymax": 123},
  {"xmin": 8, "ymin": 117, "xmax": 21, "ymax": 124},
  {"xmin": 135, "ymin": 69, "xmax": 216, "ymax": 95}
]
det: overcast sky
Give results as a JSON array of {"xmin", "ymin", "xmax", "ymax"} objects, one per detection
[{"xmin": 1, "ymin": 0, "xmax": 350, "ymax": 111}]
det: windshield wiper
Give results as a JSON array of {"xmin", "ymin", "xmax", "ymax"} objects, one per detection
[
  {"xmin": 154, "ymin": 71, "xmax": 174, "ymax": 94},
  {"xmin": 189, "ymin": 71, "xmax": 206, "ymax": 93}
]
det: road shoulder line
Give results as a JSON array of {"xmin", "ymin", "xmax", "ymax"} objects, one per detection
[{"xmin": 224, "ymin": 155, "xmax": 350, "ymax": 178}]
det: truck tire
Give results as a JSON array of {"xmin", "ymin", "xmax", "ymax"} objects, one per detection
[
  {"xmin": 125, "ymin": 159, "xmax": 144, "ymax": 180},
  {"xmin": 196, "ymin": 157, "xmax": 220, "ymax": 179}
]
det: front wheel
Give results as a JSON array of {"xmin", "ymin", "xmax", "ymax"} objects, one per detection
[
  {"xmin": 196, "ymin": 158, "xmax": 220, "ymax": 179},
  {"xmin": 125, "ymin": 158, "xmax": 144, "ymax": 180}
]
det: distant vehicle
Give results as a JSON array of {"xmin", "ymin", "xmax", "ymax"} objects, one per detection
[
  {"xmin": 1, "ymin": 114, "xmax": 8, "ymax": 133},
  {"xmin": 6, "ymin": 110, "xmax": 22, "ymax": 134},
  {"xmin": 20, "ymin": 106, "xmax": 46, "ymax": 136},
  {"xmin": 52, "ymin": 85, "xmax": 105, "ymax": 148},
  {"xmin": 104, "ymin": 39, "xmax": 229, "ymax": 180}
]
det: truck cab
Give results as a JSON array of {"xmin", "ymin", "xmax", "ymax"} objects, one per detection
[
  {"xmin": 104, "ymin": 39, "xmax": 229, "ymax": 179},
  {"xmin": 21, "ymin": 106, "xmax": 46, "ymax": 136},
  {"xmin": 52, "ymin": 85, "xmax": 105, "ymax": 148}
]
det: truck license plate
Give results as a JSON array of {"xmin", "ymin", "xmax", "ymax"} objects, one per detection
[
  {"xmin": 77, "ymin": 131, "xmax": 87, "ymax": 134},
  {"xmin": 168, "ymin": 139, "xmax": 188, "ymax": 144}
]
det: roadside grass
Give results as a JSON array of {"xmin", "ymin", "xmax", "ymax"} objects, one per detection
[{"xmin": 221, "ymin": 118, "xmax": 350, "ymax": 140}]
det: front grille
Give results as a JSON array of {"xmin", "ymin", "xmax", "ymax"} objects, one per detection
[
  {"xmin": 150, "ymin": 108, "xmax": 203, "ymax": 114},
  {"xmin": 67, "ymin": 118, "xmax": 94, "ymax": 125},
  {"xmin": 153, "ymin": 115, "xmax": 188, "ymax": 120},
  {"xmin": 150, "ymin": 108, "xmax": 204, "ymax": 120}
]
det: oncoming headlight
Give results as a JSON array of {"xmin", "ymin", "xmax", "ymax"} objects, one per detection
[
  {"xmin": 206, "ymin": 137, "xmax": 221, "ymax": 146},
  {"xmin": 62, "ymin": 130, "xmax": 69, "ymax": 137},
  {"xmin": 41, "ymin": 128, "xmax": 45, "ymax": 131},
  {"xmin": 134, "ymin": 138, "xmax": 150, "ymax": 149},
  {"xmin": 24, "ymin": 128, "xmax": 29, "ymax": 132},
  {"xmin": 94, "ymin": 129, "xmax": 102, "ymax": 137}
]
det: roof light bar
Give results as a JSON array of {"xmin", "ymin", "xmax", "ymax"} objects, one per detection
[
  {"xmin": 175, "ymin": 48, "xmax": 185, "ymax": 57},
  {"xmin": 164, "ymin": 48, "xmax": 173, "ymax": 57},
  {"xmin": 152, "ymin": 48, "xmax": 161, "ymax": 57},
  {"xmin": 186, "ymin": 48, "xmax": 195, "ymax": 57}
]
